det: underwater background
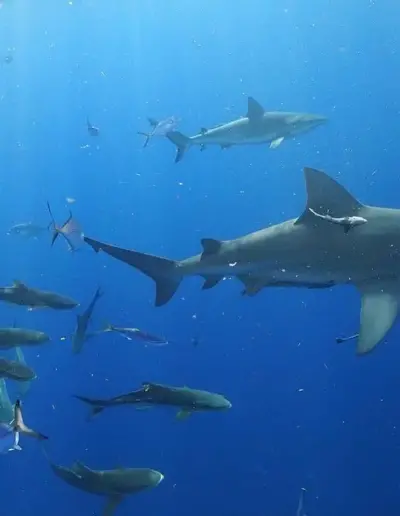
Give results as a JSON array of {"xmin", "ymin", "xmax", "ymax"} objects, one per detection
[{"xmin": 1, "ymin": 0, "xmax": 400, "ymax": 515}]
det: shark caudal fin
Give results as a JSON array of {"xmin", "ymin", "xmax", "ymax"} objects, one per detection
[
  {"xmin": 73, "ymin": 395, "xmax": 106, "ymax": 419},
  {"xmin": 166, "ymin": 131, "xmax": 190, "ymax": 163},
  {"xmin": 84, "ymin": 236, "xmax": 182, "ymax": 306},
  {"xmin": 137, "ymin": 132, "xmax": 151, "ymax": 148}
]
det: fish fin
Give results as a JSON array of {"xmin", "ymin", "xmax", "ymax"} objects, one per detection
[
  {"xmin": 14, "ymin": 400, "xmax": 48, "ymax": 440},
  {"xmin": 201, "ymin": 238, "xmax": 222, "ymax": 257},
  {"xmin": 176, "ymin": 409, "xmax": 192, "ymax": 420},
  {"xmin": 84, "ymin": 237, "xmax": 181, "ymax": 307},
  {"xmin": 73, "ymin": 395, "xmax": 105, "ymax": 419},
  {"xmin": 12, "ymin": 444, "xmax": 22, "ymax": 451},
  {"xmin": 103, "ymin": 495, "xmax": 124, "ymax": 516},
  {"xmin": 270, "ymin": 137, "xmax": 284, "ymax": 149},
  {"xmin": 357, "ymin": 280, "xmax": 400, "ymax": 355},
  {"xmin": 237, "ymin": 275, "xmax": 265, "ymax": 296},
  {"xmin": 13, "ymin": 280, "xmax": 27, "ymax": 289},
  {"xmin": 147, "ymin": 117, "xmax": 158, "ymax": 127},
  {"xmin": 166, "ymin": 131, "xmax": 190, "ymax": 163},
  {"xmin": 246, "ymin": 96, "xmax": 264, "ymax": 120},
  {"xmin": 343, "ymin": 225, "xmax": 351, "ymax": 234},
  {"xmin": 137, "ymin": 131, "xmax": 150, "ymax": 147},
  {"xmin": 202, "ymin": 276, "xmax": 223, "ymax": 290},
  {"xmin": 200, "ymin": 127, "xmax": 207, "ymax": 135},
  {"xmin": 295, "ymin": 168, "xmax": 364, "ymax": 225}
]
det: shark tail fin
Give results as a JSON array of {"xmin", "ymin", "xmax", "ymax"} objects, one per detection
[
  {"xmin": 84, "ymin": 237, "xmax": 182, "ymax": 306},
  {"xmin": 137, "ymin": 132, "xmax": 150, "ymax": 148},
  {"xmin": 73, "ymin": 395, "xmax": 106, "ymax": 419},
  {"xmin": 166, "ymin": 131, "xmax": 190, "ymax": 163}
]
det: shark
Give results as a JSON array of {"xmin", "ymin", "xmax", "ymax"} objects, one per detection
[
  {"xmin": 45, "ymin": 454, "xmax": 163, "ymax": 516},
  {"xmin": 166, "ymin": 97, "xmax": 327, "ymax": 162},
  {"xmin": 74, "ymin": 381, "xmax": 232, "ymax": 419},
  {"xmin": 84, "ymin": 167, "xmax": 400, "ymax": 355}
]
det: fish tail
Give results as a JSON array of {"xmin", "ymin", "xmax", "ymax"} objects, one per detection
[
  {"xmin": 84, "ymin": 237, "xmax": 182, "ymax": 306},
  {"xmin": 137, "ymin": 131, "xmax": 150, "ymax": 148},
  {"xmin": 166, "ymin": 131, "xmax": 190, "ymax": 163},
  {"xmin": 73, "ymin": 395, "xmax": 106, "ymax": 419}
]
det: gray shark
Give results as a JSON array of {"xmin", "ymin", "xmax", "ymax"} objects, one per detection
[
  {"xmin": 0, "ymin": 327, "xmax": 49, "ymax": 349},
  {"xmin": 84, "ymin": 167, "xmax": 400, "ymax": 355},
  {"xmin": 72, "ymin": 287, "xmax": 103, "ymax": 354},
  {"xmin": 0, "ymin": 357, "xmax": 36, "ymax": 382},
  {"xmin": 166, "ymin": 97, "xmax": 327, "ymax": 162},
  {"xmin": 0, "ymin": 379, "xmax": 13, "ymax": 423},
  {"xmin": 74, "ymin": 381, "xmax": 232, "ymax": 419},
  {"xmin": 45, "ymin": 454, "xmax": 163, "ymax": 516},
  {"xmin": 0, "ymin": 280, "xmax": 78, "ymax": 310}
]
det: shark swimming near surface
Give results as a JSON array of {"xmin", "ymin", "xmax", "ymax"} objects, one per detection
[
  {"xmin": 84, "ymin": 167, "xmax": 400, "ymax": 356},
  {"xmin": 166, "ymin": 97, "xmax": 327, "ymax": 162}
]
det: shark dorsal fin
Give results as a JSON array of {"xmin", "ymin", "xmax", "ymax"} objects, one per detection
[
  {"xmin": 13, "ymin": 280, "xmax": 27, "ymax": 290},
  {"xmin": 296, "ymin": 168, "xmax": 363, "ymax": 225},
  {"xmin": 201, "ymin": 238, "xmax": 222, "ymax": 257},
  {"xmin": 246, "ymin": 97, "xmax": 264, "ymax": 121}
]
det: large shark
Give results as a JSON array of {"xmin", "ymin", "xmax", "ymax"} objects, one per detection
[
  {"xmin": 166, "ymin": 97, "xmax": 327, "ymax": 162},
  {"xmin": 84, "ymin": 167, "xmax": 400, "ymax": 355}
]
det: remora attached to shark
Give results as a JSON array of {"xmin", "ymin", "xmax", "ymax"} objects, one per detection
[
  {"xmin": 166, "ymin": 96, "xmax": 327, "ymax": 162},
  {"xmin": 85, "ymin": 167, "xmax": 400, "ymax": 356}
]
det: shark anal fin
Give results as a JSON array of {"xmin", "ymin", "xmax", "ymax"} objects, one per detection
[
  {"xmin": 202, "ymin": 276, "xmax": 223, "ymax": 290},
  {"xmin": 357, "ymin": 281, "xmax": 400, "ymax": 354},
  {"xmin": 103, "ymin": 495, "xmax": 124, "ymax": 516},
  {"xmin": 246, "ymin": 96, "xmax": 264, "ymax": 120},
  {"xmin": 201, "ymin": 238, "xmax": 222, "ymax": 257}
]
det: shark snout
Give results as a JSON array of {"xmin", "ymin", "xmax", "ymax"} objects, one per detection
[{"xmin": 149, "ymin": 470, "xmax": 164, "ymax": 486}]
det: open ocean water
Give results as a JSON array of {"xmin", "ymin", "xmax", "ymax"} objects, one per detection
[{"xmin": 0, "ymin": 1, "xmax": 400, "ymax": 515}]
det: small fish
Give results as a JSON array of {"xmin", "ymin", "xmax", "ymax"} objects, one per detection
[
  {"xmin": 336, "ymin": 333, "xmax": 359, "ymax": 344},
  {"xmin": 137, "ymin": 116, "xmax": 180, "ymax": 148},
  {"xmin": 102, "ymin": 324, "xmax": 169, "ymax": 346},
  {"xmin": 7, "ymin": 222, "xmax": 50, "ymax": 240},
  {"xmin": 66, "ymin": 197, "xmax": 76, "ymax": 205},
  {"xmin": 308, "ymin": 208, "xmax": 367, "ymax": 233},
  {"xmin": 0, "ymin": 399, "xmax": 48, "ymax": 454},
  {"xmin": 47, "ymin": 202, "xmax": 83, "ymax": 251},
  {"xmin": 87, "ymin": 118, "xmax": 99, "ymax": 136}
]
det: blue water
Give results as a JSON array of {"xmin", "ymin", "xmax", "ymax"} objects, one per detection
[{"xmin": 0, "ymin": 0, "xmax": 400, "ymax": 515}]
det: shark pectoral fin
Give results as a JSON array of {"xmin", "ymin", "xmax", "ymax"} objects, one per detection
[
  {"xmin": 270, "ymin": 137, "xmax": 284, "ymax": 149},
  {"xmin": 357, "ymin": 283, "xmax": 400, "ymax": 354},
  {"xmin": 295, "ymin": 168, "xmax": 364, "ymax": 225},
  {"xmin": 176, "ymin": 409, "xmax": 192, "ymax": 420},
  {"xmin": 103, "ymin": 495, "xmax": 124, "ymax": 516},
  {"xmin": 201, "ymin": 238, "xmax": 222, "ymax": 257},
  {"xmin": 202, "ymin": 276, "xmax": 223, "ymax": 290},
  {"xmin": 246, "ymin": 96, "xmax": 264, "ymax": 121},
  {"xmin": 237, "ymin": 275, "xmax": 265, "ymax": 296}
]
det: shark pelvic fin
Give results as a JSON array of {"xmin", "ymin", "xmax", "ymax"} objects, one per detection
[
  {"xmin": 202, "ymin": 276, "xmax": 223, "ymax": 290},
  {"xmin": 357, "ymin": 280, "xmax": 400, "ymax": 355},
  {"xmin": 166, "ymin": 131, "xmax": 190, "ymax": 163},
  {"xmin": 103, "ymin": 495, "xmax": 124, "ymax": 516},
  {"xmin": 246, "ymin": 97, "xmax": 264, "ymax": 120},
  {"xmin": 201, "ymin": 238, "xmax": 222, "ymax": 257},
  {"xmin": 296, "ymin": 168, "xmax": 364, "ymax": 225},
  {"xmin": 84, "ymin": 237, "xmax": 181, "ymax": 306}
]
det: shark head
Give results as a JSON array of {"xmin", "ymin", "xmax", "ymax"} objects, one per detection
[{"xmin": 285, "ymin": 113, "xmax": 328, "ymax": 135}]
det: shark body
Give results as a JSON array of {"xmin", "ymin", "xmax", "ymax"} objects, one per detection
[
  {"xmin": 84, "ymin": 167, "xmax": 400, "ymax": 355},
  {"xmin": 166, "ymin": 97, "xmax": 327, "ymax": 162}
]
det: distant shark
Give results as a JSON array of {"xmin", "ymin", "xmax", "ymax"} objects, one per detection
[
  {"xmin": 166, "ymin": 97, "xmax": 327, "ymax": 162},
  {"xmin": 84, "ymin": 168, "xmax": 400, "ymax": 355}
]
